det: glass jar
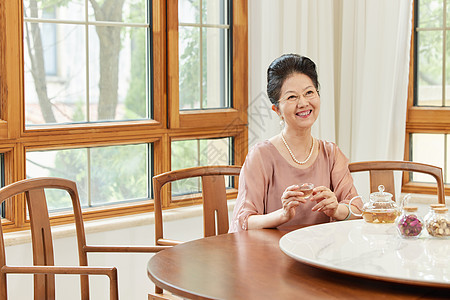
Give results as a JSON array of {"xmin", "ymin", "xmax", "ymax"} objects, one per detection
[
  {"xmin": 423, "ymin": 203, "xmax": 446, "ymax": 225},
  {"xmin": 425, "ymin": 207, "xmax": 450, "ymax": 238},
  {"xmin": 395, "ymin": 206, "xmax": 423, "ymax": 238}
]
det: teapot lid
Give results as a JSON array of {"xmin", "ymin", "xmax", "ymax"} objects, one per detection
[{"xmin": 370, "ymin": 185, "xmax": 393, "ymax": 202}]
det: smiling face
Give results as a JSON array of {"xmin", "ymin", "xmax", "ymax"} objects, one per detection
[{"xmin": 273, "ymin": 72, "xmax": 320, "ymax": 131}]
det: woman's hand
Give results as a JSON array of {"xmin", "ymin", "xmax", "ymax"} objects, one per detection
[
  {"xmin": 247, "ymin": 184, "xmax": 307, "ymax": 230},
  {"xmin": 280, "ymin": 184, "xmax": 308, "ymax": 222},
  {"xmin": 309, "ymin": 186, "xmax": 339, "ymax": 217}
]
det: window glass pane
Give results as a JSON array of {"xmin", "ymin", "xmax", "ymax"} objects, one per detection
[
  {"xmin": 171, "ymin": 137, "xmax": 232, "ymax": 196},
  {"xmin": 24, "ymin": 1, "xmax": 151, "ymax": 125},
  {"xmin": 24, "ymin": 0, "xmax": 85, "ymax": 21},
  {"xmin": 448, "ymin": 0, "xmax": 450, "ymax": 27},
  {"xmin": 418, "ymin": 0, "xmax": 443, "ymax": 28},
  {"xmin": 203, "ymin": 28, "xmax": 229, "ymax": 108},
  {"xmin": 27, "ymin": 149, "xmax": 88, "ymax": 210},
  {"xmin": 89, "ymin": 26, "xmax": 149, "ymax": 121},
  {"xmin": 179, "ymin": 1, "xmax": 230, "ymax": 110},
  {"xmin": 179, "ymin": 0, "xmax": 228, "ymax": 25},
  {"xmin": 203, "ymin": 0, "xmax": 228, "ymax": 25},
  {"xmin": 411, "ymin": 133, "xmax": 445, "ymax": 183},
  {"xmin": 42, "ymin": 8, "xmax": 57, "ymax": 75},
  {"xmin": 416, "ymin": 31, "xmax": 443, "ymax": 106},
  {"xmin": 26, "ymin": 144, "xmax": 151, "ymax": 211},
  {"xmin": 179, "ymin": 0, "xmax": 200, "ymax": 23},
  {"xmin": 88, "ymin": 0, "xmax": 148, "ymax": 23},
  {"xmin": 24, "ymin": 24, "xmax": 87, "ymax": 124},
  {"xmin": 125, "ymin": 27, "xmax": 150, "ymax": 119},
  {"xmin": 89, "ymin": 144, "xmax": 149, "ymax": 206},
  {"xmin": 179, "ymin": 26, "xmax": 201, "ymax": 109}
]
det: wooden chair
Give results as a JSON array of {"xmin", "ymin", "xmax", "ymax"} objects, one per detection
[
  {"xmin": 153, "ymin": 165, "xmax": 241, "ymax": 245},
  {"xmin": 349, "ymin": 161, "xmax": 445, "ymax": 204},
  {"xmin": 0, "ymin": 177, "xmax": 169, "ymax": 300},
  {"xmin": 150, "ymin": 165, "xmax": 241, "ymax": 298}
]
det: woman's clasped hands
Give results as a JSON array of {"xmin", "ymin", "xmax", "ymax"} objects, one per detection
[
  {"xmin": 281, "ymin": 184, "xmax": 339, "ymax": 222},
  {"xmin": 309, "ymin": 186, "xmax": 339, "ymax": 217}
]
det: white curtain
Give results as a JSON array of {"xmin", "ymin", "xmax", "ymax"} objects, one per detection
[
  {"xmin": 248, "ymin": 0, "xmax": 339, "ymax": 146},
  {"xmin": 248, "ymin": 0, "xmax": 413, "ymax": 198}
]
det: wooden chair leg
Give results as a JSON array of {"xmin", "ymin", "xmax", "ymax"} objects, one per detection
[
  {"xmin": 155, "ymin": 286, "xmax": 163, "ymax": 294},
  {"xmin": 149, "ymin": 292, "xmax": 181, "ymax": 300},
  {"xmin": 148, "ymin": 285, "xmax": 182, "ymax": 300},
  {"xmin": 148, "ymin": 294, "xmax": 168, "ymax": 300}
]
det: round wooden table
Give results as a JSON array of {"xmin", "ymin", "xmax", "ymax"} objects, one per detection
[{"xmin": 147, "ymin": 227, "xmax": 450, "ymax": 299}]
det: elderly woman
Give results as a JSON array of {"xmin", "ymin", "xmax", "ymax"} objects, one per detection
[{"xmin": 230, "ymin": 54, "xmax": 362, "ymax": 232}]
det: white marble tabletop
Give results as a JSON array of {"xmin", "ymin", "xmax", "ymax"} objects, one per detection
[{"xmin": 279, "ymin": 219, "xmax": 450, "ymax": 288}]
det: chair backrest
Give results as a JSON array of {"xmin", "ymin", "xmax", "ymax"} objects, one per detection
[
  {"xmin": 349, "ymin": 161, "xmax": 445, "ymax": 204},
  {"xmin": 152, "ymin": 165, "xmax": 241, "ymax": 245},
  {"xmin": 0, "ymin": 177, "xmax": 90, "ymax": 299}
]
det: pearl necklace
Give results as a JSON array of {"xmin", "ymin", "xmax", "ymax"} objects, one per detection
[{"xmin": 281, "ymin": 133, "xmax": 315, "ymax": 165}]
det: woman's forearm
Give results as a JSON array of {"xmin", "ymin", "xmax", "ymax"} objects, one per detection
[
  {"xmin": 247, "ymin": 209, "xmax": 287, "ymax": 230},
  {"xmin": 332, "ymin": 203, "xmax": 362, "ymax": 220},
  {"xmin": 331, "ymin": 203, "xmax": 351, "ymax": 220}
]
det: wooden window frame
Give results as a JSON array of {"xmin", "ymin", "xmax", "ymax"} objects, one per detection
[
  {"xmin": 404, "ymin": 0, "xmax": 450, "ymax": 196},
  {"xmin": 0, "ymin": 1, "xmax": 248, "ymax": 232}
]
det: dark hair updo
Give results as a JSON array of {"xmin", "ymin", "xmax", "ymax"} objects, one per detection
[{"xmin": 267, "ymin": 54, "xmax": 320, "ymax": 106}]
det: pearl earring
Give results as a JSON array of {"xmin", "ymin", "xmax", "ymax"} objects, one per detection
[{"xmin": 279, "ymin": 118, "xmax": 285, "ymax": 130}]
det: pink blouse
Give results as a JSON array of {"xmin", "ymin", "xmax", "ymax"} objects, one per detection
[{"xmin": 229, "ymin": 139, "xmax": 362, "ymax": 232}]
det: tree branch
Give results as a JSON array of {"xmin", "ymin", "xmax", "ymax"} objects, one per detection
[{"xmin": 89, "ymin": 0, "xmax": 104, "ymax": 20}]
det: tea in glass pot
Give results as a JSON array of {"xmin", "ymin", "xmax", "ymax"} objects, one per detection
[{"xmin": 349, "ymin": 185, "xmax": 400, "ymax": 223}]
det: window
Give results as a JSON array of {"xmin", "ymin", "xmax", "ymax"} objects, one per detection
[
  {"xmin": 405, "ymin": 0, "xmax": 450, "ymax": 195},
  {"xmin": 23, "ymin": 0, "xmax": 151, "ymax": 124},
  {"xmin": 178, "ymin": 0, "xmax": 230, "ymax": 110},
  {"xmin": 0, "ymin": 0, "xmax": 247, "ymax": 231},
  {"xmin": 26, "ymin": 144, "xmax": 151, "ymax": 210},
  {"xmin": 171, "ymin": 137, "xmax": 233, "ymax": 198}
]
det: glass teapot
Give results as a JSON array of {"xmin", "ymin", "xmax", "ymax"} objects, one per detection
[{"xmin": 349, "ymin": 185, "xmax": 400, "ymax": 223}]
